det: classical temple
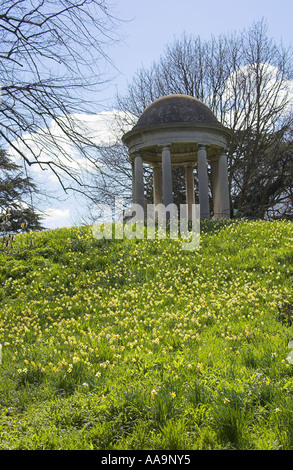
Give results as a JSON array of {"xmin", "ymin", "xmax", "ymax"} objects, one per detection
[{"xmin": 122, "ymin": 94, "xmax": 231, "ymax": 220}]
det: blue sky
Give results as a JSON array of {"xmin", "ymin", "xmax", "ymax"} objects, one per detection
[
  {"xmin": 101, "ymin": 0, "xmax": 293, "ymax": 107},
  {"xmin": 30, "ymin": 0, "xmax": 293, "ymax": 229}
]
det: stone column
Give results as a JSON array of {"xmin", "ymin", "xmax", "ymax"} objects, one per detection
[
  {"xmin": 185, "ymin": 165, "xmax": 195, "ymax": 221},
  {"xmin": 153, "ymin": 165, "xmax": 162, "ymax": 206},
  {"xmin": 162, "ymin": 145, "xmax": 173, "ymax": 207},
  {"xmin": 134, "ymin": 152, "xmax": 144, "ymax": 210},
  {"xmin": 218, "ymin": 151, "xmax": 230, "ymax": 218},
  {"xmin": 131, "ymin": 160, "xmax": 135, "ymax": 205},
  {"xmin": 211, "ymin": 159, "xmax": 221, "ymax": 219},
  {"xmin": 197, "ymin": 145, "xmax": 210, "ymax": 219}
]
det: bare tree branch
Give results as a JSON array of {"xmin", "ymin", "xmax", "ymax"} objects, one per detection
[{"xmin": 0, "ymin": 0, "xmax": 124, "ymax": 192}]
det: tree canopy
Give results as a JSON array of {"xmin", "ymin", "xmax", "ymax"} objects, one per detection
[{"xmin": 0, "ymin": 148, "xmax": 44, "ymax": 233}]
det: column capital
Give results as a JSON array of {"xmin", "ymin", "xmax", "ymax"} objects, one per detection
[
  {"xmin": 162, "ymin": 144, "xmax": 171, "ymax": 151},
  {"xmin": 198, "ymin": 144, "xmax": 207, "ymax": 150},
  {"xmin": 133, "ymin": 150, "xmax": 142, "ymax": 158}
]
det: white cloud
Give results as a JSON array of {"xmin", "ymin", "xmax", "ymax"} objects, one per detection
[
  {"xmin": 43, "ymin": 208, "xmax": 71, "ymax": 229},
  {"xmin": 7, "ymin": 110, "xmax": 133, "ymax": 165},
  {"xmin": 221, "ymin": 62, "xmax": 293, "ymax": 129},
  {"xmin": 5, "ymin": 110, "xmax": 135, "ymax": 211},
  {"xmin": 66, "ymin": 110, "xmax": 134, "ymax": 146},
  {"xmin": 4, "ymin": 110, "xmax": 134, "ymax": 230}
]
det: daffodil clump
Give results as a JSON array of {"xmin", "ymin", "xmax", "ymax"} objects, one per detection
[{"xmin": 0, "ymin": 219, "xmax": 292, "ymax": 449}]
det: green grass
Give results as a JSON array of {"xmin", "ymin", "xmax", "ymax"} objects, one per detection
[{"xmin": 0, "ymin": 218, "xmax": 292, "ymax": 450}]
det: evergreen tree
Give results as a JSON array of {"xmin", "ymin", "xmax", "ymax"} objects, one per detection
[{"xmin": 0, "ymin": 149, "xmax": 44, "ymax": 233}]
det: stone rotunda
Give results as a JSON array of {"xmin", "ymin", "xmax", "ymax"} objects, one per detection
[{"xmin": 122, "ymin": 94, "xmax": 231, "ymax": 220}]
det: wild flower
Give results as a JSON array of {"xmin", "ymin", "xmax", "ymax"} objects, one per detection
[{"xmin": 0, "ymin": 221, "xmax": 292, "ymax": 448}]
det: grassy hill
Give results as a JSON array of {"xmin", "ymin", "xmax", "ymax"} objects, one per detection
[{"xmin": 0, "ymin": 219, "xmax": 293, "ymax": 450}]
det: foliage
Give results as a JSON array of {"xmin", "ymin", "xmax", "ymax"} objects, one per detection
[
  {"xmin": 0, "ymin": 219, "xmax": 292, "ymax": 450},
  {"xmin": 0, "ymin": 148, "xmax": 44, "ymax": 237}
]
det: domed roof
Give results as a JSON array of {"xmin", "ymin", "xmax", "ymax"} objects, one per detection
[{"xmin": 134, "ymin": 94, "xmax": 221, "ymax": 129}]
